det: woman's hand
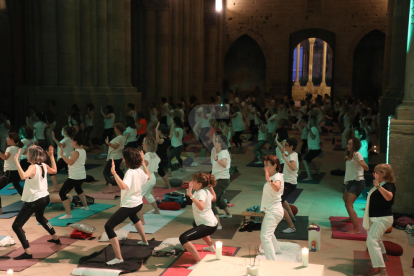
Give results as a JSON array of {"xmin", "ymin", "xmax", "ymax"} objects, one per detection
[
  {"xmin": 373, "ymin": 172, "xmax": 379, "ymax": 187},
  {"xmin": 139, "ymin": 150, "xmax": 145, "ymax": 164},
  {"xmin": 47, "ymin": 146, "xmax": 54, "ymax": 158},
  {"xmin": 212, "ymin": 148, "xmax": 217, "ymax": 160},
  {"xmin": 186, "ymin": 182, "xmax": 193, "ymax": 197},
  {"xmin": 14, "ymin": 149, "xmax": 21, "ymax": 163},
  {"xmin": 105, "ymin": 137, "xmax": 109, "ymax": 145},
  {"xmin": 264, "ymin": 167, "xmax": 271, "ymax": 183},
  {"xmin": 111, "ymin": 159, "xmax": 117, "ymax": 175}
]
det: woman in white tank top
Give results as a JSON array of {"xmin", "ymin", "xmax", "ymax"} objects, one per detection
[{"xmin": 57, "ymin": 133, "xmax": 89, "ymax": 219}]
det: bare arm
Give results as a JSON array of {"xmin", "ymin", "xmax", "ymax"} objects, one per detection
[
  {"xmin": 0, "ymin": 151, "xmax": 10, "ymax": 160},
  {"xmin": 60, "ymin": 149, "xmax": 79, "ymax": 166}
]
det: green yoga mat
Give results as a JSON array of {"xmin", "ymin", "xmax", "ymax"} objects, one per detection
[{"xmin": 44, "ymin": 203, "xmax": 115, "ymax": 227}]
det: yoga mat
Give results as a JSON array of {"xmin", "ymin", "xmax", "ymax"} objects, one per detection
[
  {"xmin": 230, "ymin": 173, "xmax": 240, "ymax": 182},
  {"xmin": 0, "ymin": 235, "xmax": 77, "ymax": 272},
  {"xmin": 74, "ymin": 238, "xmax": 161, "ymax": 275},
  {"xmin": 330, "ymin": 216, "xmax": 367, "ymax": 241},
  {"xmin": 286, "ymin": 188, "xmax": 303, "ymax": 204},
  {"xmin": 156, "ymin": 170, "xmax": 194, "ymax": 181},
  {"xmin": 246, "ymin": 160, "xmax": 264, "ymax": 167},
  {"xmin": 160, "ymin": 244, "xmax": 240, "ymax": 276},
  {"xmin": 211, "ymin": 215, "xmax": 242, "ymax": 240},
  {"xmin": 333, "ymin": 144, "xmax": 345, "ymax": 151},
  {"xmin": 353, "ymin": 251, "xmax": 403, "ymax": 276},
  {"xmin": 46, "ymin": 203, "xmax": 115, "ymax": 227},
  {"xmin": 0, "ymin": 201, "xmax": 23, "ymax": 219},
  {"xmin": 0, "ymin": 182, "xmax": 24, "ymax": 195},
  {"xmin": 120, "ymin": 209, "xmax": 186, "ymax": 234},
  {"xmin": 275, "ymin": 216, "xmax": 309, "ymax": 240},
  {"xmin": 57, "ymin": 163, "xmax": 102, "ymax": 174},
  {"xmin": 297, "ymin": 172, "xmax": 326, "ymax": 184},
  {"xmin": 87, "ymin": 186, "xmax": 121, "ymax": 200},
  {"xmin": 142, "ymin": 187, "xmax": 179, "ymax": 204},
  {"xmin": 223, "ymin": 190, "xmax": 241, "ymax": 202}
]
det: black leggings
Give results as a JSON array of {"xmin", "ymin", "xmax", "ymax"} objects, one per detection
[
  {"xmin": 167, "ymin": 145, "xmax": 183, "ymax": 169},
  {"xmin": 233, "ymin": 131, "xmax": 243, "ymax": 147},
  {"xmin": 101, "ymin": 128, "xmax": 115, "ymax": 145},
  {"xmin": 49, "ymin": 158, "xmax": 68, "ymax": 176},
  {"xmin": 179, "ymin": 221, "xmax": 217, "ymax": 245},
  {"xmin": 137, "ymin": 133, "xmax": 146, "ymax": 147},
  {"xmin": 0, "ymin": 170, "xmax": 23, "ymax": 208},
  {"xmin": 105, "ymin": 204, "xmax": 142, "ymax": 239},
  {"xmin": 59, "ymin": 178, "xmax": 84, "ymax": 201},
  {"xmin": 12, "ymin": 196, "xmax": 56, "ymax": 249},
  {"xmin": 157, "ymin": 156, "xmax": 168, "ymax": 177},
  {"xmin": 103, "ymin": 159, "xmax": 124, "ymax": 185}
]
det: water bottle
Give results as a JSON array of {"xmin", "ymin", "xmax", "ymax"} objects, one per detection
[
  {"xmin": 156, "ymin": 197, "xmax": 160, "ymax": 206},
  {"xmin": 311, "ymin": 239, "xmax": 316, "ymax": 252}
]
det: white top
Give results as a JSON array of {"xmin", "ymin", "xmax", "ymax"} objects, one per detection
[
  {"xmin": 192, "ymin": 189, "xmax": 218, "ymax": 227},
  {"xmin": 130, "ymin": 110, "xmax": 137, "ymax": 122},
  {"xmin": 34, "ymin": 121, "xmax": 47, "ymax": 139},
  {"xmin": 120, "ymin": 168, "xmax": 148, "ymax": 208},
  {"xmin": 104, "ymin": 113, "xmax": 115, "ymax": 129},
  {"xmin": 84, "ymin": 114, "xmax": 93, "ymax": 127},
  {"xmin": 283, "ymin": 152, "xmax": 299, "ymax": 184},
  {"xmin": 359, "ymin": 139, "xmax": 369, "ymax": 159},
  {"xmin": 4, "ymin": 146, "xmax": 21, "ymax": 171},
  {"xmin": 344, "ymin": 152, "xmax": 364, "ymax": 184},
  {"xmin": 107, "ymin": 135, "xmax": 126, "ymax": 160},
  {"xmin": 267, "ymin": 114, "xmax": 278, "ymax": 133},
  {"xmin": 0, "ymin": 120, "xmax": 10, "ymax": 138},
  {"xmin": 247, "ymin": 106, "xmax": 255, "ymax": 121},
  {"xmin": 211, "ymin": 148, "xmax": 231, "ymax": 180},
  {"xmin": 258, "ymin": 126, "xmax": 266, "ymax": 141},
  {"xmin": 171, "ymin": 128, "xmax": 183, "ymax": 147},
  {"xmin": 232, "ymin": 112, "xmax": 245, "ymax": 132},
  {"xmin": 68, "ymin": 149, "xmax": 86, "ymax": 180},
  {"xmin": 22, "ymin": 163, "xmax": 49, "ymax": 203},
  {"xmin": 124, "ymin": 127, "xmax": 138, "ymax": 144},
  {"xmin": 343, "ymin": 114, "xmax": 351, "ymax": 129},
  {"xmin": 161, "ymin": 103, "xmax": 169, "ymax": 117},
  {"xmin": 150, "ymin": 110, "xmax": 158, "ymax": 123},
  {"xmin": 21, "ymin": 139, "xmax": 35, "ymax": 160},
  {"xmin": 254, "ymin": 113, "xmax": 261, "ymax": 126},
  {"xmin": 301, "ymin": 126, "xmax": 308, "ymax": 139},
  {"xmin": 260, "ymin": 173, "xmax": 284, "ymax": 212},
  {"xmin": 141, "ymin": 152, "xmax": 160, "ymax": 174},
  {"xmin": 58, "ymin": 137, "xmax": 74, "ymax": 160},
  {"xmin": 201, "ymin": 114, "xmax": 211, "ymax": 128},
  {"xmin": 307, "ymin": 126, "xmax": 320, "ymax": 150}
]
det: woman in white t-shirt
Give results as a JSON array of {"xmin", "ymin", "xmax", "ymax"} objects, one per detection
[
  {"xmin": 124, "ymin": 116, "xmax": 138, "ymax": 149},
  {"xmin": 0, "ymin": 112, "xmax": 11, "ymax": 154},
  {"xmin": 99, "ymin": 105, "xmax": 116, "ymax": 158},
  {"xmin": 167, "ymin": 117, "xmax": 184, "ymax": 177},
  {"xmin": 302, "ymin": 116, "xmax": 321, "ymax": 181},
  {"xmin": 230, "ymin": 106, "xmax": 245, "ymax": 151},
  {"xmin": 103, "ymin": 123, "xmax": 126, "ymax": 193},
  {"xmin": 19, "ymin": 126, "xmax": 35, "ymax": 171},
  {"xmin": 0, "ymin": 133, "xmax": 24, "ymax": 211},
  {"xmin": 199, "ymin": 107, "xmax": 213, "ymax": 146},
  {"xmin": 180, "ymin": 172, "xmax": 218, "ymax": 270},
  {"xmin": 12, "ymin": 145, "xmax": 60, "ymax": 259},
  {"xmin": 260, "ymin": 155, "xmax": 284, "ymax": 260},
  {"xmin": 33, "ymin": 113, "xmax": 48, "ymax": 149},
  {"xmin": 104, "ymin": 148, "xmax": 150, "ymax": 265},
  {"xmin": 211, "ymin": 134, "xmax": 232, "ymax": 230},
  {"xmin": 138, "ymin": 137, "xmax": 161, "ymax": 224},
  {"xmin": 58, "ymin": 134, "xmax": 88, "ymax": 219},
  {"xmin": 343, "ymin": 137, "xmax": 369, "ymax": 234},
  {"xmin": 50, "ymin": 126, "xmax": 75, "ymax": 193}
]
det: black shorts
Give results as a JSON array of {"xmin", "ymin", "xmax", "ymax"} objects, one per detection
[
  {"xmin": 304, "ymin": 149, "xmax": 321, "ymax": 162},
  {"xmin": 281, "ymin": 182, "xmax": 297, "ymax": 204},
  {"xmin": 346, "ymin": 180, "xmax": 365, "ymax": 196}
]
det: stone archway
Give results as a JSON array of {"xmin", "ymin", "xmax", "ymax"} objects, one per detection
[
  {"xmin": 352, "ymin": 30, "xmax": 385, "ymax": 100},
  {"xmin": 224, "ymin": 35, "xmax": 266, "ymax": 95}
]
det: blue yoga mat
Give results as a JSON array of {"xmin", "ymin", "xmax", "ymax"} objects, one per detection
[
  {"xmin": 57, "ymin": 163, "xmax": 102, "ymax": 174},
  {"xmin": 0, "ymin": 201, "xmax": 23, "ymax": 219},
  {"xmin": 120, "ymin": 209, "xmax": 186, "ymax": 234},
  {"xmin": 0, "ymin": 182, "xmax": 25, "ymax": 196},
  {"xmin": 45, "ymin": 203, "xmax": 115, "ymax": 226}
]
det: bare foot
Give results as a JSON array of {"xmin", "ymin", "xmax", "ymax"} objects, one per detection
[
  {"xmin": 382, "ymin": 253, "xmax": 389, "ymax": 262},
  {"xmin": 151, "ymin": 210, "xmax": 161, "ymax": 214},
  {"xmin": 346, "ymin": 230, "xmax": 361, "ymax": 234},
  {"xmin": 368, "ymin": 267, "xmax": 387, "ymax": 276}
]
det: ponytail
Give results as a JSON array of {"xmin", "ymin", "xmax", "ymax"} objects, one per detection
[{"xmin": 192, "ymin": 172, "xmax": 217, "ymax": 188}]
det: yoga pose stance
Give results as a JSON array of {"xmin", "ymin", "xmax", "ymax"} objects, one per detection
[
  {"xmin": 12, "ymin": 145, "xmax": 60, "ymax": 259},
  {"xmin": 105, "ymin": 148, "xmax": 150, "ymax": 265},
  {"xmin": 180, "ymin": 172, "xmax": 217, "ymax": 270},
  {"xmin": 343, "ymin": 137, "xmax": 369, "ymax": 234},
  {"xmin": 260, "ymin": 155, "xmax": 284, "ymax": 260},
  {"xmin": 363, "ymin": 164, "xmax": 395, "ymax": 276},
  {"xmin": 155, "ymin": 122, "xmax": 171, "ymax": 188},
  {"xmin": 302, "ymin": 116, "xmax": 321, "ymax": 180}
]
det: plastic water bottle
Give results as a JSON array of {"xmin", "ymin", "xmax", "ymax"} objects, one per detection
[
  {"xmin": 156, "ymin": 197, "xmax": 160, "ymax": 206},
  {"xmin": 311, "ymin": 239, "xmax": 316, "ymax": 252}
]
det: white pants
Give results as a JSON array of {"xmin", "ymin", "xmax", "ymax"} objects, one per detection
[
  {"xmin": 45, "ymin": 121, "xmax": 56, "ymax": 147},
  {"xmin": 260, "ymin": 205, "xmax": 284, "ymax": 260},
  {"xmin": 142, "ymin": 173, "xmax": 156, "ymax": 204},
  {"xmin": 366, "ymin": 216, "xmax": 393, "ymax": 268}
]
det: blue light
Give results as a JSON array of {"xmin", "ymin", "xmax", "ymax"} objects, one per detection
[{"xmin": 386, "ymin": 115, "xmax": 391, "ymax": 164}]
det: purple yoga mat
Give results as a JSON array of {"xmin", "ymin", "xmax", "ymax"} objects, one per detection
[
  {"xmin": 87, "ymin": 186, "xmax": 121, "ymax": 200},
  {"xmin": 0, "ymin": 236, "xmax": 77, "ymax": 272}
]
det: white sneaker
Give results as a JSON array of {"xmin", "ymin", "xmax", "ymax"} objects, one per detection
[
  {"xmin": 217, "ymin": 226, "xmax": 222, "ymax": 230},
  {"xmin": 282, "ymin": 227, "xmax": 296, "ymax": 234},
  {"xmin": 106, "ymin": 258, "xmax": 124, "ymax": 265},
  {"xmin": 59, "ymin": 214, "xmax": 72, "ymax": 220},
  {"xmin": 137, "ymin": 241, "xmax": 149, "ymax": 246},
  {"xmin": 187, "ymin": 262, "xmax": 199, "ymax": 270},
  {"xmin": 81, "ymin": 206, "xmax": 89, "ymax": 210},
  {"xmin": 219, "ymin": 214, "xmax": 232, "ymax": 218},
  {"xmin": 203, "ymin": 245, "xmax": 216, "ymax": 252}
]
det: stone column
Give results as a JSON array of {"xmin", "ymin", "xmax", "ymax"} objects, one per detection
[
  {"xmin": 156, "ymin": 4, "xmax": 171, "ymax": 100},
  {"xmin": 307, "ymin": 38, "xmax": 316, "ymax": 86},
  {"xmin": 124, "ymin": 0, "xmax": 132, "ymax": 86},
  {"xmin": 379, "ymin": 0, "xmax": 410, "ymax": 152},
  {"xmin": 40, "ymin": 0, "xmax": 58, "ymax": 86},
  {"xmin": 294, "ymin": 44, "xmax": 300, "ymax": 86},
  {"xmin": 321, "ymin": 41, "xmax": 327, "ymax": 87},
  {"xmin": 145, "ymin": 7, "xmax": 157, "ymax": 101},
  {"xmin": 171, "ymin": 0, "xmax": 182, "ymax": 100},
  {"xmin": 216, "ymin": 6, "xmax": 224, "ymax": 94},
  {"xmin": 97, "ymin": 0, "xmax": 108, "ymax": 86},
  {"xmin": 182, "ymin": 0, "xmax": 191, "ymax": 100},
  {"xmin": 204, "ymin": 11, "xmax": 218, "ymax": 95},
  {"xmin": 383, "ymin": 0, "xmax": 395, "ymax": 91},
  {"xmin": 191, "ymin": 0, "xmax": 204, "ymax": 100},
  {"xmin": 111, "ymin": 0, "xmax": 126, "ymax": 86},
  {"xmin": 80, "ymin": 0, "xmax": 92, "ymax": 86}
]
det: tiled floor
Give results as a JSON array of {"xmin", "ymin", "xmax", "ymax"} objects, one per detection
[{"xmin": 0, "ymin": 131, "xmax": 413, "ymax": 276}]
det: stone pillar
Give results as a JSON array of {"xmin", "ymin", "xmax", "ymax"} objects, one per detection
[
  {"xmin": 111, "ymin": 0, "xmax": 126, "ymax": 86},
  {"xmin": 40, "ymin": 0, "xmax": 58, "ymax": 86},
  {"xmin": 191, "ymin": 0, "xmax": 204, "ymax": 100},
  {"xmin": 294, "ymin": 44, "xmax": 300, "ymax": 86},
  {"xmin": 379, "ymin": 0, "xmax": 410, "ymax": 152},
  {"xmin": 383, "ymin": 0, "xmax": 395, "ymax": 91},
  {"xmin": 182, "ymin": 0, "xmax": 191, "ymax": 100},
  {"xmin": 125, "ymin": 0, "xmax": 132, "ymax": 86},
  {"xmin": 145, "ymin": 7, "xmax": 157, "ymax": 101},
  {"xmin": 307, "ymin": 38, "xmax": 316, "ymax": 87},
  {"xmin": 171, "ymin": 0, "xmax": 182, "ymax": 100},
  {"xmin": 204, "ymin": 11, "xmax": 218, "ymax": 95},
  {"xmin": 80, "ymin": 0, "xmax": 92, "ymax": 86},
  {"xmin": 156, "ymin": 4, "xmax": 171, "ymax": 100},
  {"xmin": 321, "ymin": 41, "xmax": 327, "ymax": 87},
  {"xmin": 216, "ymin": 6, "xmax": 224, "ymax": 95},
  {"xmin": 97, "ymin": 0, "xmax": 108, "ymax": 86}
]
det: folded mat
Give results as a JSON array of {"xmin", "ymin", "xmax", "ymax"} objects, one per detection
[
  {"xmin": 142, "ymin": 187, "xmax": 179, "ymax": 204},
  {"xmin": 160, "ymin": 243, "xmax": 240, "ymax": 276},
  {"xmin": 0, "ymin": 201, "xmax": 23, "ymax": 219},
  {"xmin": 297, "ymin": 172, "xmax": 326, "ymax": 184},
  {"xmin": 57, "ymin": 163, "xmax": 102, "ymax": 174},
  {"xmin": 211, "ymin": 215, "xmax": 242, "ymax": 240},
  {"xmin": 0, "ymin": 182, "xmax": 24, "ymax": 195},
  {"xmin": 353, "ymin": 251, "xmax": 403, "ymax": 276},
  {"xmin": 73, "ymin": 238, "xmax": 161, "ymax": 275},
  {"xmin": 87, "ymin": 186, "xmax": 121, "ymax": 200},
  {"xmin": 120, "ymin": 209, "xmax": 186, "ymax": 234},
  {"xmin": 330, "ymin": 216, "xmax": 367, "ymax": 241},
  {"xmin": 46, "ymin": 203, "xmax": 115, "ymax": 227},
  {"xmin": 0, "ymin": 235, "xmax": 77, "ymax": 272},
  {"xmin": 275, "ymin": 216, "xmax": 309, "ymax": 240},
  {"xmin": 286, "ymin": 188, "xmax": 303, "ymax": 204}
]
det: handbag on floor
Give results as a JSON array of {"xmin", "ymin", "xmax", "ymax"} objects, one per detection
[
  {"xmin": 72, "ymin": 195, "xmax": 95, "ymax": 207},
  {"xmin": 162, "ymin": 192, "xmax": 186, "ymax": 208}
]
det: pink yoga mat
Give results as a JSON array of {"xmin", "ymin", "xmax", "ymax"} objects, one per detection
[
  {"xmin": 87, "ymin": 186, "xmax": 121, "ymax": 200},
  {"xmin": 330, "ymin": 216, "xmax": 367, "ymax": 241},
  {"xmin": 353, "ymin": 251, "xmax": 403, "ymax": 276},
  {"xmin": 0, "ymin": 236, "xmax": 77, "ymax": 272},
  {"xmin": 142, "ymin": 187, "xmax": 179, "ymax": 204}
]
